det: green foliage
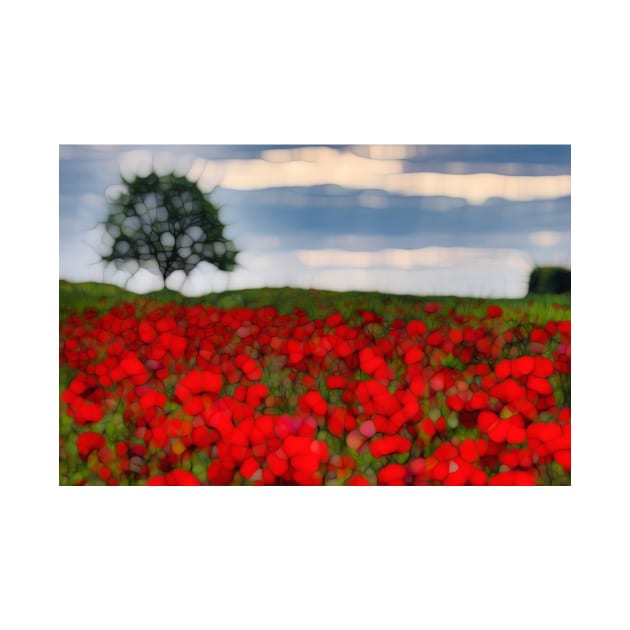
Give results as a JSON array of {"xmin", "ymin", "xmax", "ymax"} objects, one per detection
[
  {"xmin": 528, "ymin": 266, "xmax": 570, "ymax": 295},
  {"xmin": 100, "ymin": 171, "xmax": 239, "ymax": 283}
]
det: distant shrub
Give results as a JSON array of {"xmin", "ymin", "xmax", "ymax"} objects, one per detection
[{"xmin": 528, "ymin": 266, "xmax": 571, "ymax": 295}]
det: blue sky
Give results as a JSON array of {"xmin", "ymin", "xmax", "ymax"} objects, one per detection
[{"xmin": 59, "ymin": 144, "xmax": 570, "ymax": 297}]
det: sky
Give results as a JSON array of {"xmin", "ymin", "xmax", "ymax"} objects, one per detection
[{"xmin": 59, "ymin": 144, "xmax": 570, "ymax": 298}]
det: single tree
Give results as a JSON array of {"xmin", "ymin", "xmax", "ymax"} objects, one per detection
[
  {"xmin": 527, "ymin": 266, "xmax": 570, "ymax": 295},
  {"xmin": 100, "ymin": 171, "xmax": 238, "ymax": 286}
]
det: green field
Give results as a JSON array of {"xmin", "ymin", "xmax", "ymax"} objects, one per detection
[{"xmin": 60, "ymin": 280, "xmax": 570, "ymax": 322}]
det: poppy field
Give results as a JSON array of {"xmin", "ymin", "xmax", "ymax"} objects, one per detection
[{"xmin": 59, "ymin": 282, "xmax": 570, "ymax": 486}]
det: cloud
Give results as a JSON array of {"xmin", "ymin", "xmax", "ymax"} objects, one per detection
[
  {"xmin": 528, "ymin": 230, "xmax": 567, "ymax": 247},
  {"xmin": 383, "ymin": 172, "xmax": 570, "ymax": 204},
  {"xmin": 77, "ymin": 146, "xmax": 570, "ymax": 205},
  {"xmin": 296, "ymin": 247, "xmax": 532, "ymax": 271},
  {"xmin": 193, "ymin": 147, "xmax": 570, "ymax": 204}
]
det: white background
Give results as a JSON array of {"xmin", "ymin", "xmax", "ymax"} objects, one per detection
[{"xmin": 3, "ymin": 1, "xmax": 629, "ymax": 629}]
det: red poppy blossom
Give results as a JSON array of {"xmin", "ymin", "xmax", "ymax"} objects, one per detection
[
  {"xmin": 487, "ymin": 305, "xmax": 503, "ymax": 318},
  {"xmin": 468, "ymin": 391, "xmax": 489, "ymax": 410},
  {"xmin": 406, "ymin": 320, "xmax": 427, "ymax": 337},
  {"xmin": 494, "ymin": 360, "xmax": 512, "ymax": 380},
  {"xmin": 291, "ymin": 453, "xmax": 320, "ymax": 475},
  {"xmin": 346, "ymin": 474, "xmax": 371, "ymax": 486},
  {"xmin": 423, "ymin": 302, "xmax": 442, "ymax": 314},
  {"xmin": 326, "ymin": 375, "xmax": 347, "ymax": 389},
  {"xmin": 512, "ymin": 356, "xmax": 535, "ymax": 378},
  {"xmin": 161, "ymin": 469, "xmax": 202, "ymax": 485},
  {"xmin": 74, "ymin": 400, "xmax": 105, "ymax": 425},
  {"xmin": 488, "ymin": 420, "xmax": 509, "ymax": 443},
  {"xmin": 139, "ymin": 389, "xmax": 168, "ymax": 409},
  {"xmin": 490, "ymin": 379, "xmax": 526, "ymax": 403},
  {"xmin": 446, "ymin": 395, "xmax": 465, "ymax": 412},
  {"xmin": 267, "ymin": 451, "xmax": 289, "ymax": 477},
  {"xmin": 527, "ymin": 375, "xmax": 553, "ymax": 396},
  {"xmin": 240, "ymin": 457, "xmax": 261, "ymax": 480},
  {"xmin": 434, "ymin": 442, "xmax": 458, "ymax": 462},
  {"xmin": 533, "ymin": 357, "xmax": 554, "ymax": 378},
  {"xmin": 377, "ymin": 463, "xmax": 407, "ymax": 485},
  {"xmin": 488, "ymin": 470, "xmax": 536, "ymax": 485},
  {"xmin": 77, "ymin": 432, "xmax": 106, "ymax": 458},
  {"xmin": 404, "ymin": 347, "xmax": 423, "ymax": 364},
  {"xmin": 246, "ymin": 383, "xmax": 269, "ymax": 408},
  {"xmin": 282, "ymin": 435, "xmax": 312, "ymax": 457},
  {"xmin": 554, "ymin": 449, "xmax": 570, "ymax": 471},
  {"xmin": 120, "ymin": 354, "xmax": 146, "ymax": 376},
  {"xmin": 369, "ymin": 435, "xmax": 412, "ymax": 458},
  {"xmin": 299, "ymin": 390, "xmax": 328, "ymax": 416},
  {"xmin": 458, "ymin": 438, "xmax": 479, "ymax": 463}
]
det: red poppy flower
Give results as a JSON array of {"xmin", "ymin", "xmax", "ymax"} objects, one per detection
[
  {"xmin": 499, "ymin": 450, "xmax": 519, "ymax": 468},
  {"xmin": 282, "ymin": 435, "xmax": 312, "ymax": 457},
  {"xmin": 404, "ymin": 346, "xmax": 423, "ymax": 364},
  {"xmin": 488, "ymin": 470, "xmax": 536, "ymax": 485},
  {"xmin": 326, "ymin": 375, "xmax": 347, "ymax": 389},
  {"xmin": 434, "ymin": 442, "xmax": 458, "ymax": 462},
  {"xmin": 139, "ymin": 389, "xmax": 168, "ymax": 409},
  {"xmin": 444, "ymin": 458, "xmax": 472, "ymax": 485},
  {"xmin": 164, "ymin": 469, "xmax": 201, "ymax": 485},
  {"xmin": 458, "ymin": 438, "xmax": 479, "ymax": 463},
  {"xmin": 138, "ymin": 321, "xmax": 156, "ymax": 343},
  {"xmin": 446, "ymin": 395, "xmax": 465, "ymax": 412},
  {"xmin": 240, "ymin": 457, "xmax": 261, "ymax": 480},
  {"xmin": 530, "ymin": 328, "xmax": 549, "ymax": 344},
  {"xmin": 435, "ymin": 416, "xmax": 447, "ymax": 433},
  {"xmin": 430, "ymin": 372, "xmax": 446, "ymax": 391},
  {"xmin": 246, "ymin": 383, "xmax": 269, "ymax": 408},
  {"xmin": 533, "ymin": 357, "xmax": 554, "ymax": 378},
  {"xmin": 77, "ymin": 432, "xmax": 106, "ymax": 458},
  {"xmin": 490, "ymin": 379, "xmax": 526, "ymax": 403},
  {"xmin": 470, "ymin": 469, "xmax": 488, "ymax": 485},
  {"xmin": 74, "ymin": 400, "xmax": 105, "ymax": 425},
  {"xmin": 488, "ymin": 419, "xmax": 511, "ymax": 443},
  {"xmin": 554, "ymin": 449, "xmax": 570, "ymax": 472},
  {"xmin": 506, "ymin": 424, "xmax": 526, "ymax": 445},
  {"xmin": 448, "ymin": 328, "xmax": 463, "ymax": 343},
  {"xmin": 298, "ymin": 390, "xmax": 328, "ymax": 417},
  {"xmin": 291, "ymin": 453, "xmax": 320, "ymax": 475},
  {"xmin": 369, "ymin": 435, "xmax": 412, "ymax": 458},
  {"xmin": 266, "ymin": 450, "xmax": 289, "ymax": 477},
  {"xmin": 527, "ymin": 375, "xmax": 553, "ymax": 396},
  {"xmin": 486, "ymin": 305, "xmax": 503, "ymax": 318},
  {"xmin": 377, "ymin": 463, "xmax": 407, "ymax": 485},
  {"xmin": 406, "ymin": 320, "xmax": 427, "ymax": 337},
  {"xmin": 468, "ymin": 391, "xmax": 489, "ymax": 410},
  {"xmin": 423, "ymin": 302, "xmax": 442, "ymax": 314},
  {"xmin": 120, "ymin": 354, "xmax": 146, "ymax": 376},
  {"xmin": 346, "ymin": 474, "xmax": 371, "ymax": 486},
  {"xmin": 512, "ymin": 356, "xmax": 535, "ymax": 378}
]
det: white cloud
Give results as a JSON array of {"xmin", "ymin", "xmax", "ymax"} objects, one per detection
[
  {"xmin": 106, "ymin": 147, "xmax": 570, "ymax": 205},
  {"xmin": 384, "ymin": 171, "xmax": 571, "ymax": 204},
  {"xmin": 195, "ymin": 147, "xmax": 570, "ymax": 204},
  {"xmin": 296, "ymin": 246, "xmax": 532, "ymax": 271},
  {"xmin": 529, "ymin": 230, "xmax": 568, "ymax": 247},
  {"xmin": 200, "ymin": 150, "xmax": 403, "ymax": 192}
]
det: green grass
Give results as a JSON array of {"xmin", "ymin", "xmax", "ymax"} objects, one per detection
[{"xmin": 59, "ymin": 279, "xmax": 570, "ymax": 324}]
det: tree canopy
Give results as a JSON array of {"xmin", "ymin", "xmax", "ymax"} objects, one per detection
[{"xmin": 100, "ymin": 171, "xmax": 238, "ymax": 285}]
